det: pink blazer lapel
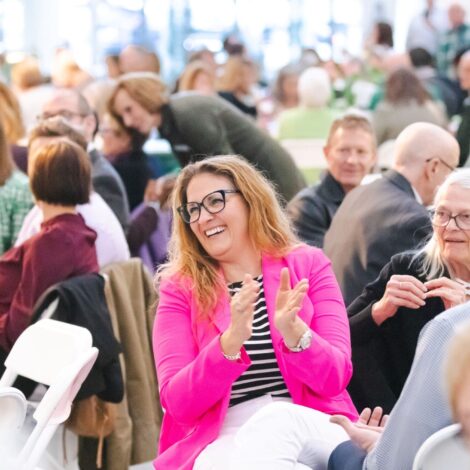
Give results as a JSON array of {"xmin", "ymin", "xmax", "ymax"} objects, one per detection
[{"xmin": 211, "ymin": 294, "xmax": 232, "ymax": 334}]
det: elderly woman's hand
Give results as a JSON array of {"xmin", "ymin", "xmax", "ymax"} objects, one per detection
[
  {"xmin": 274, "ymin": 268, "xmax": 309, "ymax": 348},
  {"xmin": 424, "ymin": 277, "xmax": 467, "ymax": 310},
  {"xmin": 220, "ymin": 274, "xmax": 259, "ymax": 357},
  {"xmin": 371, "ymin": 274, "xmax": 427, "ymax": 325}
]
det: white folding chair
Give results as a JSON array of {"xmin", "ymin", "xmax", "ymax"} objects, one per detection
[
  {"xmin": 0, "ymin": 386, "xmax": 27, "ymax": 454},
  {"xmin": 0, "ymin": 319, "xmax": 99, "ymax": 470},
  {"xmin": 413, "ymin": 423, "xmax": 470, "ymax": 470}
]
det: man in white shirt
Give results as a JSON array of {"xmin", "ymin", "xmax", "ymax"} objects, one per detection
[{"xmin": 16, "ymin": 191, "xmax": 130, "ymax": 268}]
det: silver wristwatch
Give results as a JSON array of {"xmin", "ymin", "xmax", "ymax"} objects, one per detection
[{"xmin": 287, "ymin": 329, "xmax": 313, "ymax": 352}]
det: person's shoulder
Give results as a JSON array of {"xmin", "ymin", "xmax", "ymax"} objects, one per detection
[
  {"xmin": 158, "ymin": 269, "xmax": 194, "ymax": 296},
  {"xmin": 389, "ymin": 250, "xmax": 424, "ymax": 270},
  {"xmin": 286, "ymin": 243, "xmax": 325, "ymax": 261},
  {"xmin": 289, "ymin": 183, "xmax": 322, "ymax": 204},
  {"xmin": 78, "ymin": 192, "xmax": 125, "ymax": 235},
  {"xmin": 1, "ymin": 170, "xmax": 29, "ymax": 192}
]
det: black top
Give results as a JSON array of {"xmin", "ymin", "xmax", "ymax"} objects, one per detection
[
  {"xmin": 218, "ymin": 91, "xmax": 258, "ymax": 118},
  {"xmin": 111, "ymin": 150, "xmax": 154, "ymax": 211},
  {"xmin": 287, "ymin": 171, "xmax": 345, "ymax": 248},
  {"xmin": 457, "ymin": 97, "xmax": 470, "ymax": 167},
  {"xmin": 347, "ymin": 251, "xmax": 446, "ymax": 413}
]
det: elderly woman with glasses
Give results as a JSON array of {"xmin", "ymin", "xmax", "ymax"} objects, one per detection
[
  {"xmin": 347, "ymin": 169, "xmax": 470, "ymax": 414},
  {"xmin": 153, "ymin": 155, "xmax": 358, "ymax": 470}
]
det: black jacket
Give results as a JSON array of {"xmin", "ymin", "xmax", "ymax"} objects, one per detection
[
  {"xmin": 112, "ymin": 150, "xmax": 154, "ymax": 211},
  {"xmin": 32, "ymin": 273, "xmax": 124, "ymax": 403},
  {"xmin": 287, "ymin": 172, "xmax": 345, "ymax": 248},
  {"xmin": 324, "ymin": 170, "xmax": 433, "ymax": 306},
  {"xmin": 347, "ymin": 252, "xmax": 446, "ymax": 413},
  {"xmin": 457, "ymin": 97, "xmax": 470, "ymax": 167}
]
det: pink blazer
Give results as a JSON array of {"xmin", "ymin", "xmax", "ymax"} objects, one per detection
[{"xmin": 153, "ymin": 245, "xmax": 358, "ymax": 469}]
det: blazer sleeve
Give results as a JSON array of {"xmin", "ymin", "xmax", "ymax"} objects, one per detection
[
  {"xmin": 280, "ymin": 250, "xmax": 353, "ymax": 397},
  {"xmin": 153, "ymin": 278, "xmax": 250, "ymax": 427}
]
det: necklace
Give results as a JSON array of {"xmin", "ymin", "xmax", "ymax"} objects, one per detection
[{"xmin": 455, "ymin": 278, "xmax": 470, "ymax": 297}]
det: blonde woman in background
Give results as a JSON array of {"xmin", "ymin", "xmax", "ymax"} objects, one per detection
[
  {"xmin": 217, "ymin": 56, "xmax": 258, "ymax": 118},
  {"xmin": 178, "ymin": 60, "xmax": 217, "ymax": 95}
]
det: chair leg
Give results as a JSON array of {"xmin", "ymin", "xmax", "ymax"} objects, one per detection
[{"xmin": 17, "ymin": 423, "xmax": 59, "ymax": 470}]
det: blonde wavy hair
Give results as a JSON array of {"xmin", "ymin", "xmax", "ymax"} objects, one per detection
[
  {"xmin": 178, "ymin": 60, "xmax": 215, "ymax": 92},
  {"xmin": 217, "ymin": 56, "xmax": 255, "ymax": 95},
  {"xmin": 158, "ymin": 155, "xmax": 298, "ymax": 317},
  {"xmin": 108, "ymin": 72, "xmax": 168, "ymax": 122}
]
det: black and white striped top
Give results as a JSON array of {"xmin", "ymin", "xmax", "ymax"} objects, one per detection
[{"xmin": 228, "ymin": 275, "xmax": 291, "ymax": 407}]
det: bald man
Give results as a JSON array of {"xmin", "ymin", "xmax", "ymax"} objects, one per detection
[
  {"xmin": 457, "ymin": 49, "xmax": 470, "ymax": 166},
  {"xmin": 324, "ymin": 122, "xmax": 459, "ymax": 306}
]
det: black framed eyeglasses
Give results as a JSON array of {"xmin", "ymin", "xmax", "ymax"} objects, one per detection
[
  {"xmin": 425, "ymin": 157, "xmax": 455, "ymax": 172},
  {"xmin": 431, "ymin": 210, "xmax": 470, "ymax": 230},
  {"xmin": 177, "ymin": 189, "xmax": 240, "ymax": 224}
]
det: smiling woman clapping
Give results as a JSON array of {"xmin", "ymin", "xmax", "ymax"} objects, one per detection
[{"xmin": 152, "ymin": 155, "xmax": 357, "ymax": 470}]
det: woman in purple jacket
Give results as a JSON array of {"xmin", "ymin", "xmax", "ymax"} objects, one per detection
[{"xmin": 153, "ymin": 155, "xmax": 357, "ymax": 469}]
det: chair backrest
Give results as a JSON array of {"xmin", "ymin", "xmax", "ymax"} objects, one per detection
[
  {"xmin": 0, "ymin": 319, "xmax": 99, "ymax": 470},
  {"xmin": 413, "ymin": 423, "xmax": 470, "ymax": 470},
  {"xmin": 280, "ymin": 138, "xmax": 327, "ymax": 169},
  {"xmin": 0, "ymin": 318, "xmax": 93, "ymax": 388}
]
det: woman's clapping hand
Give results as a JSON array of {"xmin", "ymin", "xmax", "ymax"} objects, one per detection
[
  {"xmin": 220, "ymin": 274, "xmax": 259, "ymax": 357},
  {"xmin": 274, "ymin": 268, "xmax": 309, "ymax": 349}
]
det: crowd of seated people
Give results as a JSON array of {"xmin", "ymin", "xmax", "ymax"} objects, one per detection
[{"xmin": 1, "ymin": 7, "xmax": 470, "ymax": 468}]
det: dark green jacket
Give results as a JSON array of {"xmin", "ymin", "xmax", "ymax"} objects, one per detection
[{"xmin": 159, "ymin": 94, "xmax": 306, "ymax": 203}]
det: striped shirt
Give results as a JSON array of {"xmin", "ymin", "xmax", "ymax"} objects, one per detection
[{"xmin": 228, "ymin": 275, "xmax": 291, "ymax": 407}]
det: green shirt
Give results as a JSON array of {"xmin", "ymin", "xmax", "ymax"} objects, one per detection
[
  {"xmin": 277, "ymin": 107, "xmax": 340, "ymax": 140},
  {"xmin": 0, "ymin": 170, "xmax": 33, "ymax": 254}
]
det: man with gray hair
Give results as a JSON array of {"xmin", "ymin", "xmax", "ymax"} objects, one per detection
[
  {"xmin": 39, "ymin": 88, "xmax": 130, "ymax": 228},
  {"xmin": 324, "ymin": 122, "xmax": 459, "ymax": 306}
]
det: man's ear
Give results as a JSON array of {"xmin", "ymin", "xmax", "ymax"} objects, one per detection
[{"xmin": 427, "ymin": 158, "xmax": 440, "ymax": 178}]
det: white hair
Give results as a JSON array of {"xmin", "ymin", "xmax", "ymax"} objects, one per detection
[
  {"xmin": 297, "ymin": 67, "xmax": 332, "ymax": 108},
  {"xmin": 413, "ymin": 168, "xmax": 470, "ymax": 279}
]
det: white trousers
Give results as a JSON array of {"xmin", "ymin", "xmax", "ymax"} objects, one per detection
[{"xmin": 194, "ymin": 395, "xmax": 348, "ymax": 470}]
